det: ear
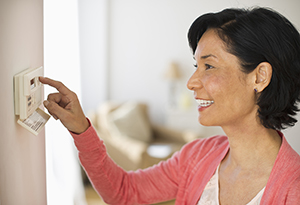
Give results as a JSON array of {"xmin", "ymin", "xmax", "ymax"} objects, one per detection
[{"xmin": 254, "ymin": 62, "xmax": 272, "ymax": 92}]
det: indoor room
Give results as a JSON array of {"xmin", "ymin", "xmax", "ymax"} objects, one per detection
[{"xmin": 1, "ymin": 0, "xmax": 300, "ymax": 204}]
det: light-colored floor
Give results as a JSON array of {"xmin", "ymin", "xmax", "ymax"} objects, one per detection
[{"xmin": 85, "ymin": 185, "xmax": 175, "ymax": 205}]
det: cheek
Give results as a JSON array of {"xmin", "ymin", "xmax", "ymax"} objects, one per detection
[{"xmin": 203, "ymin": 74, "xmax": 227, "ymax": 96}]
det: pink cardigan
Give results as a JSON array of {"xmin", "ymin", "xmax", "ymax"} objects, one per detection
[{"xmin": 71, "ymin": 125, "xmax": 300, "ymax": 205}]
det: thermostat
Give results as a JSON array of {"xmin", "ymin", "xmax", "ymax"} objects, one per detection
[{"xmin": 14, "ymin": 66, "xmax": 50, "ymax": 135}]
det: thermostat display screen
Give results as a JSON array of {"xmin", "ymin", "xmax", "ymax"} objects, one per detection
[{"xmin": 30, "ymin": 79, "xmax": 35, "ymax": 90}]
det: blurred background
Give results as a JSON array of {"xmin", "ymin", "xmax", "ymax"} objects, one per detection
[{"xmin": 44, "ymin": 0, "xmax": 300, "ymax": 204}]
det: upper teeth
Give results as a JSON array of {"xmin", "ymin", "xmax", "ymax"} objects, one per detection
[{"xmin": 196, "ymin": 99, "xmax": 214, "ymax": 107}]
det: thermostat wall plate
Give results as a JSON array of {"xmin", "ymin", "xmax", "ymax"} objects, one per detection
[{"xmin": 14, "ymin": 66, "xmax": 50, "ymax": 135}]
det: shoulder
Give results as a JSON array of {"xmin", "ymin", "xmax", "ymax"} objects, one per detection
[
  {"xmin": 263, "ymin": 132, "xmax": 300, "ymax": 203},
  {"xmin": 178, "ymin": 135, "xmax": 229, "ymax": 165},
  {"xmin": 269, "ymin": 132, "xmax": 300, "ymax": 184},
  {"xmin": 181, "ymin": 135, "xmax": 228, "ymax": 153},
  {"xmin": 276, "ymin": 132, "xmax": 300, "ymax": 173},
  {"xmin": 287, "ymin": 175, "xmax": 300, "ymax": 201},
  {"xmin": 173, "ymin": 135, "xmax": 229, "ymax": 195},
  {"xmin": 284, "ymin": 174, "xmax": 300, "ymax": 204}
]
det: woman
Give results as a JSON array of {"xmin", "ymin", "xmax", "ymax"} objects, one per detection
[{"xmin": 40, "ymin": 7, "xmax": 300, "ymax": 204}]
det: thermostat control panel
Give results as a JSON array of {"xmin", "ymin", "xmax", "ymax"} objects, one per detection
[{"xmin": 14, "ymin": 66, "xmax": 50, "ymax": 135}]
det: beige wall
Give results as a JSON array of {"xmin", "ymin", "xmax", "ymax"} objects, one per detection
[
  {"xmin": 0, "ymin": 0, "xmax": 46, "ymax": 204},
  {"xmin": 80, "ymin": 0, "xmax": 300, "ymax": 153}
]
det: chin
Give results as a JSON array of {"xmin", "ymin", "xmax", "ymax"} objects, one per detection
[
  {"xmin": 198, "ymin": 119, "xmax": 211, "ymax": 127},
  {"xmin": 198, "ymin": 117, "xmax": 218, "ymax": 127}
]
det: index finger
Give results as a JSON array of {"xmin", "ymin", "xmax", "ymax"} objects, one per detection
[{"xmin": 39, "ymin": 76, "xmax": 72, "ymax": 96}]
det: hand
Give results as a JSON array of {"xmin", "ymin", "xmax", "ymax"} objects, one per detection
[{"xmin": 39, "ymin": 77, "xmax": 90, "ymax": 134}]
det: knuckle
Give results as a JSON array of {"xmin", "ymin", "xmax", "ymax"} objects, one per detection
[
  {"xmin": 56, "ymin": 81, "xmax": 65, "ymax": 89},
  {"xmin": 47, "ymin": 101, "xmax": 58, "ymax": 111},
  {"xmin": 69, "ymin": 91, "xmax": 78, "ymax": 99},
  {"xmin": 47, "ymin": 93, "xmax": 56, "ymax": 100},
  {"xmin": 56, "ymin": 80, "xmax": 62, "ymax": 85},
  {"xmin": 48, "ymin": 93, "xmax": 61, "ymax": 102}
]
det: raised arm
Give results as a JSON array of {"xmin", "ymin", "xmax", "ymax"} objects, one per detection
[{"xmin": 40, "ymin": 77, "xmax": 179, "ymax": 204}]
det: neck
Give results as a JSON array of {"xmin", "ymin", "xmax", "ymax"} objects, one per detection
[{"xmin": 221, "ymin": 121, "xmax": 282, "ymax": 170}]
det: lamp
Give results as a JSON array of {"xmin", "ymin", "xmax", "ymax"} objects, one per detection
[
  {"xmin": 164, "ymin": 62, "xmax": 181, "ymax": 80},
  {"xmin": 164, "ymin": 62, "xmax": 182, "ymax": 108}
]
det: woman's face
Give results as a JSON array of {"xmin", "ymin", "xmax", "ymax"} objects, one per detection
[{"xmin": 187, "ymin": 29, "xmax": 258, "ymax": 128}]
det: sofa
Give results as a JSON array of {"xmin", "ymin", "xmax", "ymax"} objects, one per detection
[{"xmin": 87, "ymin": 101, "xmax": 202, "ymax": 171}]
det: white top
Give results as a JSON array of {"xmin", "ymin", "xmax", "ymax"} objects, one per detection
[{"xmin": 198, "ymin": 165, "xmax": 265, "ymax": 205}]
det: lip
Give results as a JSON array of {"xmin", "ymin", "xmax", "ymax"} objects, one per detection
[
  {"xmin": 197, "ymin": 104, "xmax": 213, "ymax": 112},
  {"xmin": 195, "ymin": 98, "xmax": 214, "ymax": 112}
]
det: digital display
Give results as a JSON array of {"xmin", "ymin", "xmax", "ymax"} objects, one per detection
[{"xmin": 30, "ymin": 79, "xmax": 35, "ymax": 90}]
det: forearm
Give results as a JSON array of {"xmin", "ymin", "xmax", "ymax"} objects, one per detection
[
  {"xmin": 40, "ymin": 76, "xmax": 179, "ymax": 203},
  {"xmin": 71, "ymin": 124, "xmax": 129, "ymax": 204},
  {"xmin": 71, "ymin": 122, "xmax": 179, "ymax": 205}
]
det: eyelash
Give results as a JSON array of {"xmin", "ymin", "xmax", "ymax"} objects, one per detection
[
  {"xmin": 205, "ymin": 64, "xmax": 214, "ymax": 70},
  {"xmin": 193, "ymin": 64, "xmax": 214, "ymax": 70}
]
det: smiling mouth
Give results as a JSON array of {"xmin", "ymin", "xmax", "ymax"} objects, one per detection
[{"xmin": 196, "ymin": 99, "xmax": 214, "ymax": 107}]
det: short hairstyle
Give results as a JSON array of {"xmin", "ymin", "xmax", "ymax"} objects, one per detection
[{"xmin": 188, "ymin": 7, "xmax": 300, "ymax": 130}]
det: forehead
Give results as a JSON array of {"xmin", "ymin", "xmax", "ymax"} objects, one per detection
[{"xmin": 194, "ymin": 29, "xmax": 229, "ymax": 60}]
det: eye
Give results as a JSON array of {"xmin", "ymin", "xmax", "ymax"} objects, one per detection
[{"xmin": 205, "ymin": 64, "xmax": 214, "ymax": 70}]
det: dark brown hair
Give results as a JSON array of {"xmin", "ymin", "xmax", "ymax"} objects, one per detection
[{"xmin": 188, "ymin": 7, "xmax": 300, "ymax": 130}]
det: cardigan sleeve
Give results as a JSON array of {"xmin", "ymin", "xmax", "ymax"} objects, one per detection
[{"xmin": 71, "ymin": 123, "xmax": 179, "ymax": 205}]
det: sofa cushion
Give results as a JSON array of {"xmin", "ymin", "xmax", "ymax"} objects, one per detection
[
  {"xmin": 95, "ymin": 101, "xmax": 120, "ymax": 134},
  {"xmin": 108, "ymin": 102, "xmax": 152, "ymax": 142}
]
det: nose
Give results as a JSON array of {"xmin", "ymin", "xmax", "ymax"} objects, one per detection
[{"xmin": 187, "ymin": 70, "xmax": 202, "ymax": 91}]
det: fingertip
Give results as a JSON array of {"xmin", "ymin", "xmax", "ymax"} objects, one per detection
[
  {"xmin": 39, "ymin": 76, "xmax": 46, "ymax": 83},
  {"xmin": 43, "ymin": 100, "xmax": 49, "ymax": 107},
  {"xmin": 43, "ymin": 100, "xmax": 59, "ymax": 120}
]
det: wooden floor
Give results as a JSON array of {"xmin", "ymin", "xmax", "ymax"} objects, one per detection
[{"xmin": 85, "ymin": 185, "xmax": 175, "ymax": 205}]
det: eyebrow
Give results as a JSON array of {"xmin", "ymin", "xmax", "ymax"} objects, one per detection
[{"xmin": 200, "ymin": 54, "xmax": 218, "ymax": 59}]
